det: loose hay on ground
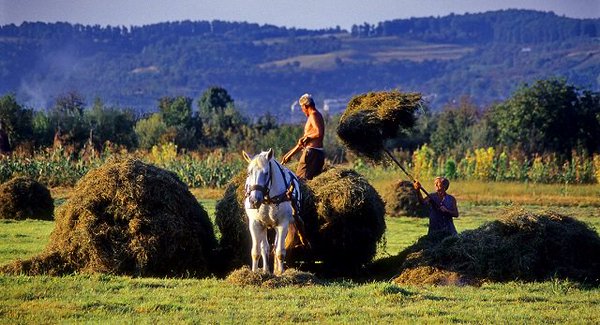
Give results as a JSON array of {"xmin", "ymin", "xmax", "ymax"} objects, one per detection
[
  {"xmin": 0, "ymin": 177, "xmax": 54, "ymax": 220},
  {"xmin": 384, "ymin": 180, "xmax": 426, "ymax": 218},
  {"xmin": 393, "ymin": 209, "xmax": 600, "ymax": 286},
  {"xmin": 1, "ymin": 158, "xmax": 217, "ymax": 277},
  {"xmin": 225, "ymin": 266, "xmax": 322, "ymax": 288},
  {"xmin": 337, "ymin": 90, "xmax": 422, "ymax": 160}
]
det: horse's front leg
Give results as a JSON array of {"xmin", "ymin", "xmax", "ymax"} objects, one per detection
[
  {"xmin": 249, "ymin": 219, "xmax": 267, "ymax": 272},
  {"xmin": 274, "ymin": 220, "xmax": 289, "ymax": 275},
  {"xmin": 260, "ymin": 235, "xmax": 270, "ymax": 273}
]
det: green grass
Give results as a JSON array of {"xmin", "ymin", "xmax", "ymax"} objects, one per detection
[
  {"xmin": 0, "ymin": 220, "xmax": 52, "ymax": 265},
  {"xmin": 1, "ymin": 274, "xmax": 599, "ymax": 324},
  {"xmin": 1, "ymin": 184, "xmax": 600, "ymax": 323}
]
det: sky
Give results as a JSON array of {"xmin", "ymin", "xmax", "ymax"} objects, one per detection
[{"xmin": 1, "ymin": 0, "xmax": 599, "ymax": 30}]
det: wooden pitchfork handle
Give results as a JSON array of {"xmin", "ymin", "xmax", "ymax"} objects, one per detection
[{"xmin": 383, "ymin": 149, "xmax": 440, "ymax": 210}]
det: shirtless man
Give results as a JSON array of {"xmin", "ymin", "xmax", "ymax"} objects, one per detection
[{"xmin": 282, "ymin": 93, "xmax": 325, "ymax": 180}]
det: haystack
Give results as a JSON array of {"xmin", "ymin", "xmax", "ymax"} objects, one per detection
[
  {"xmin": 393, "ymin": 209, "xmax": 600, "ymax": 285},
  {"xmin": 307, "ymin": 168, "xmax": 386, "ymax": 272},
  {"xmin": 384, "ymin": 180, "xmax": 426, "ymax": 217},
  {"xmin": 214, "ymin": 171, "xmax": 250, "ymax": 270},
  {"xmin": 214, "ymin": 170, "xmax": 319, "ymax": 272},
  {"xmin": 337, "ymin": 90, "xmax": 422, "ymax": 160},
  {"xmin": 0, "ymin": 177, "xmax": 54, "ymax": 220},
  {"xmin": 1, "ymin": 158, "xmax": 217, "ymax": 277}
]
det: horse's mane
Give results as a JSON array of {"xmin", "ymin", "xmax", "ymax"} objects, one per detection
[{"xmin": 248, "ymin": 152, "xmax": 270, "ymax": 170}]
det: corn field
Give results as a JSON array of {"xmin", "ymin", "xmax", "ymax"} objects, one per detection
[
  {"xmin": 0, "ymin": 143, "xmax": 244, "ymax": 188},
  {"xmin": 410, "ymin": 145, "xmax": 600, "ymax": 184}
]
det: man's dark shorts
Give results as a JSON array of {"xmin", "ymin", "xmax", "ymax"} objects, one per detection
[{"xmin": 296, "ymin": 148, "xmax": 324, "ymax": 180}]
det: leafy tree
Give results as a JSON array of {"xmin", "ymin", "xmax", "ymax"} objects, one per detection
[
  {"xmin": 0, "ymin": 94, "xmax": 33, "ymax": 147},
  {"xmin": 85, "ymin": 99, "xmax": 137, "ymax": 148},
  {"xmin": 430, "ymin": 97, "xmax": 480, "ymax": 158},
  {"xmin": 49, "ymin": 91, "xmax": 88, "ymax": 148},
  {"xmin": 254, "ymin": 112, "xmax": 278, "ymax": 135},
  {"xmin": 159, "ymin": 96, "xmax": 192, "ymax": 127},
  {"xmin": 255, "ymin": 124, "xmax": 302, "ymax": 157},
  {"xmin": 31, "ymin": 110, "xmax": 53, "ymax": 147},
  {"xmin": 197, "ymin": 87, "xmax": 246, "ymax": 148},
  {"xmin": 54, "ymin": 91, "xmax": 85, "ymax": 116},
  {"xmin": 134, "ymin": 113, "xmax": 167, "ymax": 150},
  {"xmin": 198, "ymin": 86, "xmax": 233, "ymax": 116},
  {"xmin": 490, "ymin": 78, "xmax": 600, "ymax": 157},
  {"xmin": 157, "ymin": 96, "xmax": 201, "ymax": 149}
]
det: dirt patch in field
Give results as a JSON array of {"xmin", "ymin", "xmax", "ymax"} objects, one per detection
[
  {"xmin": 392, "ymin": 209, "xmax": 600, "ymax": 286},
  {"xmin": 0, "ymin": 177, "xmax": 54, "ymax": 220},
  {"xmin": 1, "ymin": 158, "xmax": 217, "ymax": 277},
  {"xmin": 226, "ymin": 266, "xmax": 323, "ymax": 288},
  {"xmin": 384, "ymin": 179, "xmax": 426, "ymax": 217}
]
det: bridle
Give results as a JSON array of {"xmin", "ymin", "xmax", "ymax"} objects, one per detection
[
  {"xmin": 245, "ymin": 158, "xmax": 293, "ymax": 206},
  {"xmin": 246, "ymin": 161, "xmax": 272, "ymax": 199}
]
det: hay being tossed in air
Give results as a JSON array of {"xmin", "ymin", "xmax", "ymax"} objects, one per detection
[
  {"xmin": 307, "ymin": 168, "xmax": 386, "ymax": 273},
  {"xmin": 384, "ymin": 180, "xmax": 426, "ymax": 218},
  {"xmin": 393, "ymin": 209, "xmax": 600, "ymax": 286},
  {"xmin": 1, "ymin": 158, "xmax": 217, "ymax": 277},
  {"xmin": 337, "ymin": 90, "xmax": 422, "ymax": 160},
  {"xmin": 0, "ymin": 177, "xmax": 54, "ymax": 220},
  {"xmin": 225, "ymin": 266, "xmax": 322, "ymax": 287}
]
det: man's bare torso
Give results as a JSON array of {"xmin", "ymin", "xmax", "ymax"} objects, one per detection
[{"xmin": 304, "ymin": 110, "xmax": 324, "ymax": 148}]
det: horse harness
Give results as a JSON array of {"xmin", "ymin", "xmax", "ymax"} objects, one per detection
[
  {"xmin": 246, "ymin": 159, "xmax": 297, "ymax": 206},
  {"xmin": 245, "ymin": 159, "xmax": 310, "ymax": 248}
]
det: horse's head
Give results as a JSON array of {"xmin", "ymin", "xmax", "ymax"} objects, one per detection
[{"xmin": 242, "ymin": 148, "xmax": 274, "ymax": 209}]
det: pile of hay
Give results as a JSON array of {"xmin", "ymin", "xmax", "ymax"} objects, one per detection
[
  {"xmin": 225, "ymin": 266, "xmax": 323, "ymax": 288},
  {"xmin": 1, "ymin": 158, "xmax": 217, "ymax": 277},
  {"xmin": 215, "ymin": 167, "xmax": 385, "ymax": 275},
  {"xmin": 214, "ymin": 170, "xmax": 319, "ymax": 272},
  {"xmin": 384, "ymin": 180, "xmax": 426, "ymax": 218},
  {"xmin": 307, "ymin": 168, "xmax": 386, "ymax": 272},
  {"xmin": 337, "ymin": 90, "xmax": 422, "ymax": 160},
  {"xmin": 214, "ymin": 171, "xmax": 251, "ymax": 270},
  {"xmin": 0, "ymin": 177, "xmax": 54, "ymax": 220},
  {"xmin": 393, "ymin": 209, "xmax": 600, "ymax": 285}
]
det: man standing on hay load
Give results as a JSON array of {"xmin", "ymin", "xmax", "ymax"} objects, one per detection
[
  {"xmin": 413, "ymin": 177, "xmax": 459, "ymax": 238},
  {"xmin": 282, "ymin": 93, "xmax": 325, "ymax": 180}
]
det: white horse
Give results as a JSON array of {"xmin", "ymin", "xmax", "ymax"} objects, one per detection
[{"xmin": 242, "ymin": 149, "xmax": 302, "ymax": 275}]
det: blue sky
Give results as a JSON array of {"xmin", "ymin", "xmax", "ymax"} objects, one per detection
[{"xmin": 1, "ymin": 0, "xmax": 598, "ymax": 30}]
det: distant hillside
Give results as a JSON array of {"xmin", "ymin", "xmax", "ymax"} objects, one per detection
[{"xmin": 0, "ymin": 9, "xmax": 598, "ymax": 121}]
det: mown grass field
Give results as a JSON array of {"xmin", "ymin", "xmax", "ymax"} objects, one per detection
[{"xmin": 1, "ymin": 179, "xmax": 600, "ymax": 323}]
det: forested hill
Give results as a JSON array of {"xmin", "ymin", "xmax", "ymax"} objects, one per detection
[{"xmin": 1, "ymin": 9, "xmax": 598, "ymax": 121}]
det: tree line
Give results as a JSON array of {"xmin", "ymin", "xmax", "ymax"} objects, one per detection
[
  {"xmin": 1, "ymin": 78, "xmax": 598, "ymax": 163},
  {"xmin": 1, "ymin": 10, "xmax": 597, "ymax": 115},
  {"xmin": 352, "ymin": 9, "xmax": 599, "ymax": 43},
  {"xmin": 0, "ymin": 86, "xmax": 305, "ymax": 156}
]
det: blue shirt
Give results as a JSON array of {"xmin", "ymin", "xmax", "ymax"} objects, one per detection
[{"xmin": 425, "ymin": 192, "xmax": 458, "ymax": 236}]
